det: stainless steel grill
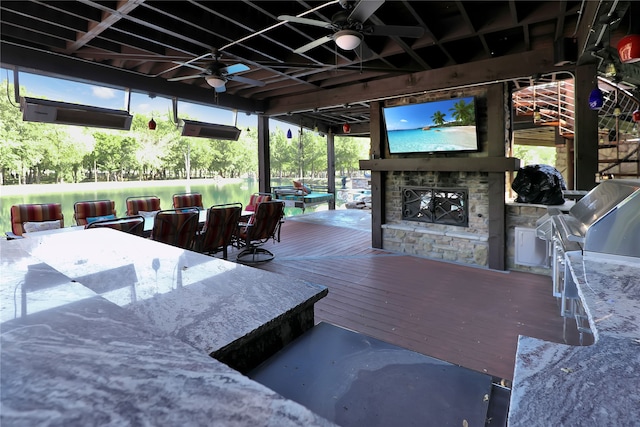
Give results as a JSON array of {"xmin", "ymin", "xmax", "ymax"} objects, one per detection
[{"xmin": 536, "ymin": 179, "xmax": 640, "ymax": 343}]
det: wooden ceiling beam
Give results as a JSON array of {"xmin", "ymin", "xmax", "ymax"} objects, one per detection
[{"xmin": 265, "ymin": 47, "xmax": 560, "ymax": 115}]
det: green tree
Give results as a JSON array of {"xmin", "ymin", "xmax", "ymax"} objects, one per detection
[
  {"xmin": 431, "ymin": 111, "xmax": 446, "ymax": 126},
  {"xmin": 335, "ymin": 136, "xmax": 369, "ymax": 176},
  {"xmin": 449, "ymin": 99, "xmax": 475, "ymax": 125}
]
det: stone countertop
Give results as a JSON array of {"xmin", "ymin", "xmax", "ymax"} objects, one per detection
[
  {"xmin": 5, "ymin": 228, "xmax": 327, "ymax": 354},
  {"xmin": 1, "ymin": 229, "xmax": 334, "ymax": 426},
  {"xmin": 508, "ymin": 252, "xmax": 640, "ymax": 426}
]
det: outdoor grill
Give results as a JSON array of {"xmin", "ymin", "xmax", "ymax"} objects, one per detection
[{"xmin": 536, "ymin": 179, "xmax": 640, "ymax": 342}]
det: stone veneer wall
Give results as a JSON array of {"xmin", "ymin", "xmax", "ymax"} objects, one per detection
[{"xmin": 382, "ymin": 171, "xmax": 491, "ymax": 267}]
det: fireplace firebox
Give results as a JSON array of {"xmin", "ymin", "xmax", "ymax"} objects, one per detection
[{"xmin": 402, "ymin": 187, "xmax": 469, "ymax": 227}]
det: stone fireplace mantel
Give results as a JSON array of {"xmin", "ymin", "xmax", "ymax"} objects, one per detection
[{"xmin": 359, "ymin": 157, "xmax": 520, "ymax": 172}]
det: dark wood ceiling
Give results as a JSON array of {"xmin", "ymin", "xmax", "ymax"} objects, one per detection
[{"xmin": 1, "ymin": 0, "xmax": 638, "ymax": 134}]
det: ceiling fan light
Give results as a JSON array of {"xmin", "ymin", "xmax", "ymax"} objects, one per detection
[
  {"xmin": 205, "ymin": 75, "xmax": 226, "ymax": 88},
  {"xmin": 334, "ymin": 30, "xmax": 362, "ymax": 50}
]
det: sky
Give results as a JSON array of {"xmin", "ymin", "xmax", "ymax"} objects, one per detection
[
  {"xmin": 383, "ymin": 96, "xmax": 475, "ymax": 131},
  {"xmin": 2, "ymin": 68, "xmax": 264, "ymax": 128}
]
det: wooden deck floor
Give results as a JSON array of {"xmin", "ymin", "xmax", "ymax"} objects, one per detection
[{"xmin": 230, "ymin": 210, "xmax": 577, "ymax": 381}]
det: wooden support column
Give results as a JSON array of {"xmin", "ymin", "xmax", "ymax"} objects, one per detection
[
  {"xmin": 326, "ymin": 131, "xmax": 336, "ymax": 209},
  {"xmin": 369, "ymin": 101, "xmax": 385, "ymax": 248},
  {"xmin": 257, "ymin": 115, "xmax": 271, "ymax": 193},
  {"xmin": 486, "ymin": 83, "xmax": 507, "ymax": 271},
  {"xmin": 574, "ymin": 64, "xmax": 599, "ymax": 190}
]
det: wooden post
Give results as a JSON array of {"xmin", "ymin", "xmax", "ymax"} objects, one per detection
[
  {"xmin": 327, "ymin": 130, "xmax": 336, "ymax": 209},
  {"xmin": 574, "ymin": 64, "xmax": 599, "ymax": 190},
  {"xmin": 369, "ymin": 101, "xmax": 385, "ymax": 248},
  {"xmin": 486, "ymin": 83, "xmax": 507, "ymax": 271},
  {"xmin": 257, "ymin": 115, "xmax": 270, "ymax": 193}
]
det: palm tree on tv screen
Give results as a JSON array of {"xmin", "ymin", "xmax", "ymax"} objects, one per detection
[
  {"xmin": 449, "ymin": 100, "xmax": 475, "ymax": 125},
  {"xmin": 431, "ymin": 111, "xmax": 446, "ymax": 126}
]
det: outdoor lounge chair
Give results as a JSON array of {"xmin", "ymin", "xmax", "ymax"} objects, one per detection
[
  {"xmin": 235, "ymin": 201, "xmax": 284, "ymax": 263},
  {"xmin": 73, "ymin": 199, "xmax": 117, "ymax": 226},
  {"xmin": 195, "ymin": 203, "xmax": 242, "ymax": 259},
  {"xmin": 7, "ymin": 203, "xmax": 64, "ymax": 239},
  {"xmin": 173, "ymin": 192, "xmax": 204, "ymax": 209},
  {"xmin": 151, "ymin": 208, "xmax": 200, "ymax": 250}
]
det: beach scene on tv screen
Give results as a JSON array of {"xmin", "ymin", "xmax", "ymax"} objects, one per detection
[{"xmin": 384, "ymin": 97, "xmax": 477, "ymax": 153}]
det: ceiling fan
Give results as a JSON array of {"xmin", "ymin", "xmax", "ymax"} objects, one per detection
[
  {"xmin": 167, "ymin": 49, "xmax": 265, "ymax": 93},
  {"xmin": 278, "ymin": 0, "xmax": 424, "ymax": 55}
]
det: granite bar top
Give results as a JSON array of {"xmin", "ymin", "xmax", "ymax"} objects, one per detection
[
  {"xmin": 508, "ymin": 252, "xmax": 640, "ymax": 426},
  {"xmin": 1, "ymin": 229, "xmax": 334, "ymax": 426},
  {"xmin": 6, "ymin": 228, "xmax": 327, "ymax": 354}
]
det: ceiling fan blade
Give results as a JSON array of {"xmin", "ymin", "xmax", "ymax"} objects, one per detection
[
  {"xmin": 168, "ymin": 74, "xmax": 204, "ymax": 82},
  {"xmin": 230, "ymin": 75, "xmax": 266, "ymax": 87},
  {"xmin": 222, "ymin": 63, "xmax": 250, "ymax": 75},
  {"xmin": 348, "ymin": 0, "xmax": 385, "ymax": 22},
  {"xmin": 294, "ymin": 35, "xmax": 333, "ymax": 54},
  {"xmin": 354, "ymin": 41, "xmax": 377, "ymax": 61},
  {"xmin": 367, "ymin": 24, "xmax": 424, "ymax": 38},
  {"xmin": 278, "ymin": 15, "xmax": 333, "ymax": 29},
  {"xmin": 178, "ymin": 62, "xmax": 210, "ymax": 73}
]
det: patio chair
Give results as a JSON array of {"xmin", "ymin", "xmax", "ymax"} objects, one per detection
[
  {"xmin": 126, "ymin": 195, "xmax": 161, "ymax": 216},
  {"xmin": 245, "ymin": 192, "xmax": 272, "ymax": 213},
  {"xmin": 86, "ymin": 215, "xmax": 145, "ymax": 237},
  {"xmin": 195, "ymin": 203, "xmax": 242, "ymax": 260},
  {"xmin": 173, "ymin": 192, "xmax": 204, "ymax": 209},
  {"xmin": 240, "ymin": 192, "xmax": 272, "ymax": 223},
  {"xmin": 73, "ymin": 199, "xmax": 117, "ymax": 226},
  {"xmin": 235, "ymin": 201, "xmax": 284, "ymax": 263},
  {"xmin": 151, "ymin": 208, "xmax": 200, "ymax": 250},
  {"xmin": 7, "ymin": 203, "xmax": 64, "ymax": 239}
]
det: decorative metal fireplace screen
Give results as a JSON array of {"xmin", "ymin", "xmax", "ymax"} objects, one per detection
[{"xmin": 402, "ymin": 187, "xmax": 468, "ymax": 227}]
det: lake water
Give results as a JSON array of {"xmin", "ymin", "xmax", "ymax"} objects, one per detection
[{"xmin": 0, "ymin": 178, "xmax": 330, "ymax": 233}]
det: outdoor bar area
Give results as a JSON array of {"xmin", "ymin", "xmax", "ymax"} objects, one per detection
[
  {"xmin": 2, "ymin": 0, "xmax": 640, "ymax": 426},
  {"xmin": 1, "ymin": 228, "xmax": 333, "ymax": 425}
]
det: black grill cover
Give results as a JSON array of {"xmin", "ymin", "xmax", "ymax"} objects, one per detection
[{"xmin": 511, "ymin": 164, "xmax": 566, "ymax": 205}]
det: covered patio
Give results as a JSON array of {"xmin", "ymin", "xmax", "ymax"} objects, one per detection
[{"xmin": 231, "ymin": 209, "xmax": 581, "ymax": 382}]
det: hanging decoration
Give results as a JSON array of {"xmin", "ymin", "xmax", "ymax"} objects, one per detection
[
  {"xmin": 286, "ymin": 129, "xmax": 292, "ymax": 140},
  {"xmin": 618, "ymin": 34, "xmax": 640, "ymax": 63},
  {"xmin": 632, "ymin": 109, "xmax": 640, "ymax": 122},
  {"xmin": 617, "ymin": 2, "xmax": 640, "ymax": 63},
  {"xmin": 589, "ymin": 88, "xmax": 604, "ymax": 110},
  {"xmin": 148, "ymin": 117, "xmax": 157, "ymax": 130},
  {"xmin": 342, "ymin": 122, "xmax": 351, "ymax": 133}
]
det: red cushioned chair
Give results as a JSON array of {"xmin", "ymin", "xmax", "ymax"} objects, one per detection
[
  {"xmin": 151, "ymin": 208, "xmax": 200, "ymax": 250},
  {"xmin": 7, "ymin": 203, "xmax": 64, "ymax": 239},
  {"xmin": 235, "ymin": 201, "xmax": 284, "ymax": 263},
  {"xmin": 125, "ymin": 195, "xmax": 161, "ymax": 216},
  {"xmin": 195, "ymin": 203, "xmax": 242, "ymax": 260},
  {"xmin": 173, "ymin": 192, "xmax": 204, "ymax": 209},
  {"xmin": 73, "ymin": 199, "xmax": 117, "ymax": 226}
]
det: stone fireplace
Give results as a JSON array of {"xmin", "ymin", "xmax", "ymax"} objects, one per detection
[{"xmin": 382, "ymin": 171, "xmax": 491, "ymax": 267}]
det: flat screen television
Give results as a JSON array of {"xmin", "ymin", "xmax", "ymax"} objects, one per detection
[{"xmin": 383, "ymin": 96, "xmax": 479, "ymax": 154}]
